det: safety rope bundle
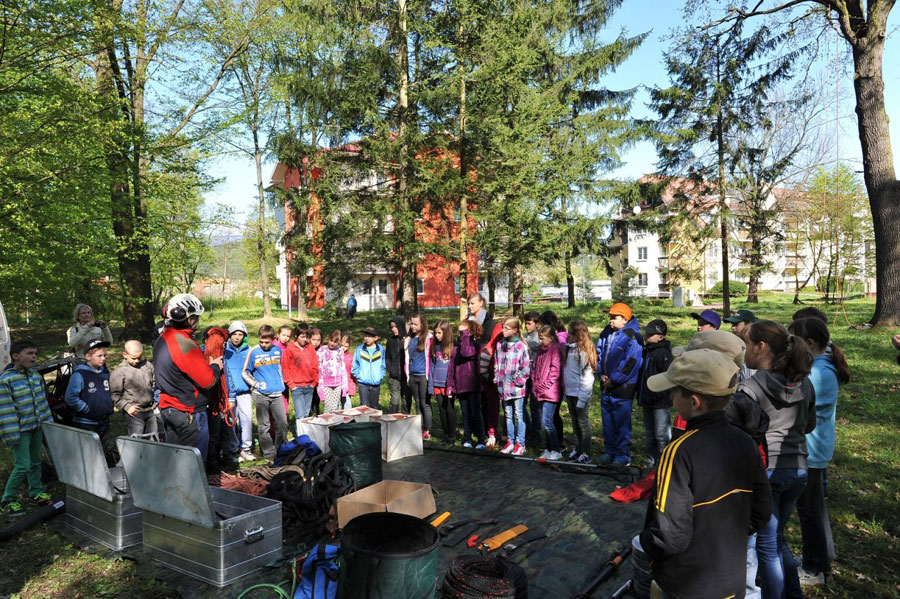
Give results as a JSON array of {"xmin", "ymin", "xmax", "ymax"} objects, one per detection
[
  {"xmin": 207, "ymin": 471, "xmax": 270, "ymax": 496},
  {"xmin": 202, "ymin": 326, "xmax": 236, "ymax": 427},
  {"xmin": 266, "ymin": 452, "xmax": 355, "ymax": 545},
  {"xmin": 442, "ymin": 555, "xmax": 528, "ymax": 599}
]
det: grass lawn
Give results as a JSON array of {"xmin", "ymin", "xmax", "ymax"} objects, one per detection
[{"xmin": 1, "ymin": 293, "xmax": 898, "ymax": 597}]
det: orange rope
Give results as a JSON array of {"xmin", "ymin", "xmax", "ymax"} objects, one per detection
[
  {"xmin": 204, "ymin": 327, "xmax": 236, "ymax": 427},
  {"xmin": 208, "ymin": 472, "xmax": 269, "ymax": 496}
]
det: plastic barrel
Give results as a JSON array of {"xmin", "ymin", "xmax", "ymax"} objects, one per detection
[
  {"xmin": 329, "ymin": 422, "xmax": 383, "ymax": 490},
  {"xmin": 631, "ymin": 534, "xmax": 652, "ymax": 599},
  {"xmin": 337, "ymin": 512, "xmax": 440, "ymax": 599}
]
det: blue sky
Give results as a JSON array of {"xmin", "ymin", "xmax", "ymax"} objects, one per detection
[{"xmin": 203, "ymin": 0, "xmax": 900, "ymax": 221}]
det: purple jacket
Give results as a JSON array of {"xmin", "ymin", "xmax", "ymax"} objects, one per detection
[
  {"xmin": 532, "ymin": 341, "xmax": 563, "ymax": 403},
  {"xmin": 493, "ymin": 337, "xmax": 530, "ymax": 401},
  {"xmin": 447, "ymin": 331, "xmax": 480, "ymax": 394}
]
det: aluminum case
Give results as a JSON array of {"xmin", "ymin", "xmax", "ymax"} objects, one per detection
[
  {"xmin": 117, "ymin": 436, "xmax": 282, "ymax": 587},
  {"xmin": 42, "ymin": 422, "xmax": 142, "ymax": 551}
]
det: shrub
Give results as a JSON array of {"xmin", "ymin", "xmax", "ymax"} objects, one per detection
[{"xmin": 708, "ymin": 280, "xmax": 748, "ymax": 296}]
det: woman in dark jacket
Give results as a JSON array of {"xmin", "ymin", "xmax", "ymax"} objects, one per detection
[
  {"xmin": 447, "ymin": 319, "xmax": 484, "ymax": 448},
  {"xmin": 385, "ymin": 316, "xmax": 411, "ymax": 413}
]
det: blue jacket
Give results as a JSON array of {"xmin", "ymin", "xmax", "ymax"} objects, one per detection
[
  {"xmin": 224, "ymin": 340, "xmax": 251, "ymax": 397},
  {"xmin": 351, "ymin": 343, "xmax": 386, "ymax": 386},
  {"xmin": 596, "ymin": 317, "xmax": 644, "ymax": 400},
  {"xmin": 428, "ymin": 348, "xmax": 452, "ymax": 393},
  {"xmin": 806, "ymin": 354, "xmax": 839, "ymax": 469},
  {"xmin": 65, "ymin": 364, "xmax": 113, "ymax": 425}
]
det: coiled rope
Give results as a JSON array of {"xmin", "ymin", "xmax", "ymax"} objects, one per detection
[{"xmin": 442, "ymin": 555, "xmax": 528, "ymax": 599}]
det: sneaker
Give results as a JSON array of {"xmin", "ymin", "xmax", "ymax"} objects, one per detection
[
  {"xmin": 512, "ymin": 444, "xmax": 525, "ymax": 456},
  {"xmin": 539, "ymin": 450, "xmax": 551, "ymax": 460},
  {"xmin": 597, "ymin": 453, "xmax": 614, "ymax": 465},
  {"xmin": 797, "ymin": 567, "xmax": 825, "ymax": 587},
  {"xmin": 574, "ymin": 453, "xmax": 591, "ymax": 464},
  {"xmin": 1, "ymin": 501, "xmax": 25, "ymax": 517},
  {"xmin": 546, "ymin": 451, "xmax": 563, "ymax": 461},
  {"xmin": 486, "ymin": 432, "xmax": 496, "ymax": 449},
  {"xmin": 475, "ymin": 443, "xmax": 486, "ymax": 450},
  {"xmin": 462, "ymin": 441, "xmax": 473, "ymax": 449},
  {"xmin": 422, "ymin": 431, "xmax": 432, "ymax": 441},
  {"xmin": 30, "ymin": 492, "xmax": 53, "ymax": 506},
  {"xmin": 239, "ymin": 450, "xmax": 257, "ymax": 462},
  {"xmin": 500, "ymin": 441, "xmax": 515, "ymax": 454},
  {"xmin": 568, "ymin": 448, "xmax": 580, "ymax": 460}
]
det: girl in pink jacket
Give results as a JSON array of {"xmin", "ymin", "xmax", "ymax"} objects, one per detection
[
  {"xmin": 317, "ymin": 330, "xmax": 348, "ymax": 413},
  {"xmin": 532, "ymin": 325, "xmax": 564, "ymax": 460}
]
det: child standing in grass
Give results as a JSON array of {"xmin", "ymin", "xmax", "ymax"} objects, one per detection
[
  {"xmin": 563, "ymin": 320, "xmax": 597, "ymax": 463},
  {"xmin": 341, "ymin": 333, "xmax": 356, "ymax": 410},
  {"xmin": 447, "ymin": 320, "xmax": 484, "ymax": 449},
  {"xmin": 430, "ymin": 320, "xmax": 455, "ymax": 443},
  {"xmin": 533, "ymin": 325, "xmax": 564, "ymax": 461},
  {"xmin": 405, "ymin": 314, "xmax": 434, "ymax": 439},
  {"xmin": 65, "ymin": 339, "xmax": 114, "ymax": 458},
  {"xmin": 241, "ymin": 325, "xmax": 287, "ymax": 461},
  {"xmin": 110, "ymin": 340, "xmax": 157, "ymax": 436},
  {"xmin": 310, "ymin": 329, "xmax": 323, "ymax": 415},
  {"xmin": 494, "ymin": 317, "xmax": 530, "ymax": 456},
  {"xmin": 351, "ymin": 327, "xmax": 386, "ymax": 409},
  {"xmin": 318, "ymin": 330, "xmax": 348, "ymax": 414},
  {"xmin": 284, "ymin": 323, "xmax": 318, "ymax": 422},
  {"xmin": 637, "ymin": 319, "xmax": 673, "ymax": 469},
  {"xmin": 1, "ymin": 340, "xmax": 54, "ymax": 516}
]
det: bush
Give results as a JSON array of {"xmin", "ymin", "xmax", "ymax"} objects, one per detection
[{"xmin": 708, "ymin": 280, "xmax": 748, "ymax": 296}]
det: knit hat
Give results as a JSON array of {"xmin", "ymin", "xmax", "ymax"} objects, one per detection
[
  {"xmin": 647, "ymin": 349, "xmax": 740, "ymax": 396},
  {"xmin": 228, "ymin": 321, "xmax": 248, "ymax": 336}
]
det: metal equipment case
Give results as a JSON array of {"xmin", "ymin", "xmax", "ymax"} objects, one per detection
[
  {"xmin": 117, "ymin": 437, "xmax": 282, "ymax": 587},
  {"xmin": 42, "ymin": 422, "xmax": 142, "ymax": 550}
]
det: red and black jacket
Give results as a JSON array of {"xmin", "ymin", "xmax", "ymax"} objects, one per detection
[{"xmin": 154, "ymin": 327, "xmax": 220, "ymax": 413}]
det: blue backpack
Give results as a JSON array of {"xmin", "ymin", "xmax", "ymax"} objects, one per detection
[
  {"xmin": 275, "ymin": 434, "xmax": 322, "ymax": 466},
  {"xmin": 295, "ymin": 543, "xmax": 340, "ymax": 599}
]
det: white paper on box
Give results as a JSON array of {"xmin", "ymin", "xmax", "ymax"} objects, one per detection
[
  {"xmin": 296, "ymin": 414, "xmax": 352, "ymax": 451},
  {"xmin": 372, "ymin": 414, "xmax": 423, "ymax": 461},
  {"xmin": 334, "ymin": 406, "xmax": 383, "ymax": 423}
]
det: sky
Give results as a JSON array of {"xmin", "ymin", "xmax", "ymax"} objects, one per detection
[{"xmin": 202, "ymin": 0, "xmax": 900, "ymax": 222}]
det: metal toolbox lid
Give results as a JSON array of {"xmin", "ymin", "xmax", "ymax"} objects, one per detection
[
  {"xmin": 116, "ymin": 436, "xmax": 216, "ymax": 528},
  {"xmin": 43, "ymin": 422, "xmax": 117, "ymax": 502}
]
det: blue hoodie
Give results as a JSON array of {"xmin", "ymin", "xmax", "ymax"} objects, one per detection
[
  {"xmin": 806, "ymin": 354, "xmax": 839, "ymax": 469},
  {"xmin": 352, "ymin": 343, "xmax": 386, "ymax": 386},
  {"xmin": 224, "ymin": 340, "xmax": 251, "ymax": 397},
  {"xmin": 596, "ymin": 317, "xmax": 644, "ymax": 400}
]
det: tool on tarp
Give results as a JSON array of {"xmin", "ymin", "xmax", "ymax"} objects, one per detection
[
  {"xmin": 430, "ymin": 511, "xmax": 451, "ymax": 527},
  {"xmin": 441, "ymin": 518, "xmax": 498, "ymax": 547},
  {"xmin": 500, "ymin": 529, "xmax": 547, "ymax": 555},
  {"xmin": 572, "ymin": 545, "xmax": 632, "ymax": 599},
  {"xmin": 609, "ymin": 579, "xmax": 633, "ymax": 599},
  {"xmin": 478, "ymin": 524, "xmax": 528, "ymax": 552}
]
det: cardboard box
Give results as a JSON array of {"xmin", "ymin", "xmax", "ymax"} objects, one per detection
[
  {"xmin": 373, "ymin": 414, "xmax": 423, "ymax": 461},
  {"xmin": 296, "ymin": 414, "xmax": 353, "ymax": 451},
  {"xmin": 335, "ymin": 406, "xmax": 383, "ymax": 422},
  {"xmin": 337, "ymin": 480, "xmax": 436, "ymax": 529}
]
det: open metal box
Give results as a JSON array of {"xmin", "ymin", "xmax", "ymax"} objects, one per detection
[
  {"xmin": 42, "ymin": 422, "xmax": 142, "ymax": 550},
  {"xmin": 116, "ymin": 436, "xmax": 282, "ymax": 587}
]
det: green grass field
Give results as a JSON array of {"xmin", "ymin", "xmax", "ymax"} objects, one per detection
[{"xmin": 1, "ymin": 294, "xmax": 898, "ymax": 597}]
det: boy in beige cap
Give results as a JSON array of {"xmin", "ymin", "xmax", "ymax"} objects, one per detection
[{"xmin": 640, "ymin": 349, "xmax": 771, "ymax": 599}]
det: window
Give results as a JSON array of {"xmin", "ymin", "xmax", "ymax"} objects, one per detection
[
  {"xmin": 636, "ymin": 273, "xmax": 648, "ymax": 287},
  {"xmin": 360, "ymin": 278, "xmax": 372, "ymax": 295},
  {"xmin": 637, "ymin": 247, "xmax": 648, "ymax": 261},
  {"xmin": 478, "ymin": 276, "xmax": 486, "ymax": 292},
  {"xmin": 453, "ymin": 277, "xmax": 460, "ymax": 294},
  {"xmin": 378, "ymin": 278, "xmax": 388, "ymax": 296},
  {"xmin": 453, "ymin": 205, "xmax": 461, "ymax": 222},
  {"xmin": 416, "ymin": 278, "xmax": 425, "ymax": 295}
]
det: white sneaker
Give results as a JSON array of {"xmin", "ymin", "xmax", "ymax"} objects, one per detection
[
  {"xmin": 463, "ymin": 441, "xmax": 473, "ymax": 449},
  {"xmin": 539, "ymin": 450, "xmax": 551, "ymax": 460},
  {"xmin": 546, "ymin": 451, "xmax": 563, "ymax": 461},
  {"xmin": 500, "ymin": 441, "xmax": 514, "ymax": 454},
  {"xmin": 797, "ymin": 567, "xmax": 825, "ymax": 587},
  {"xmin": 239, "ymin": 450, "xmax": 257, "ymax": 462}
]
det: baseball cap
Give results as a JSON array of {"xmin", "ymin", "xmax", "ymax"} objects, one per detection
[
  {"xmin": 643, "ymin": 319, "xmax": 667, "ymax": 337},
  {"xmin": 672, "ymin": 329, "xmax": 746, "ymax": 368},
  {"xmin": 361, "ymin": 326, "xmax": 379, "ymax": 337},
  {"xmin": 605, "ymin": 302, "xmax": 633, "ymax": 321},
  {"xmin": 723, "ymin": 309, "xmax": 757, "ymax": 324},
  {"xmin": 690, "ymin": 309, "xmax": 722, "ymax": 329},
  {"xmin": 84, "ymin": 339, "xmax": 111, "ymax": 354},
  {"xmin": 647, "ymin": 349, "xmax": 740, "ymax": 396}
]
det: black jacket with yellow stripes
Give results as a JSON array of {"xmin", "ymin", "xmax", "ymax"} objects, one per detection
[{"xmin": 640, "ymin": 410, "xmax": 771, "ymax": 599}]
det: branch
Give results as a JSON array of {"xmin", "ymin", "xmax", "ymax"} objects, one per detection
[{"xmin": 145, "ymin": 0, "xmax": 185, "ymax": 64}]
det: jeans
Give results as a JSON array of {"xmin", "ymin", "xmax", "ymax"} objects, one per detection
[
  {"xmin": 357, "ymin": 382, "xmax": 381, "ymax": 408},
  {"xmin": 458, "ymin": 391, "xmax": 485, "ymax": 445},
  {"xmin": 566, "ymin": 395, "xmax": 592, "ymax": 456},
  {"xmin": 504, "ymin": 397, "xmax": 526, "ymax": 446},
  {"xmin": 642, "ymin": 407, "xmax": 671, "ymax": 467},
  {"xmin": 797, "ymin": 467, "xmax": 833, "ymax": 574},
  {"xmin": 388, "ymin": 377, "xmax": 412, "ymax": 414},
  {"xmin": 254, "ymin": 391, "xmax": 287, "ymax": 459},
  {"xmin": 234, "ymin": 393, "xmax": 253, "ymax": 451},
  {"xmin": 291, "ymin": 386, "xmax": 314, "ymax": 420},
  {"xmin": 757, "ymin": 468, "xmax": 807, "ymax": 599},
  {"xmin": 2, "ymin": 428, "xmax": 44, "ymax": 503},
  {"xmin": 408, "ymin": 374, "xmax": 433, "ymax": 431},
  {"xmin": 601, "ymin": 394, "xmax": 632, "ymax": 463},
  {"xmin": 124, "ymin": 410, "xmax": 158, "ymax": 436},
  {"xmin": 540, "ymin": 401, "xmax": 560, "ymax": 452},
  {"xmin": 747, "ymin": 533, "xmax": 761, "ymax": 599}
]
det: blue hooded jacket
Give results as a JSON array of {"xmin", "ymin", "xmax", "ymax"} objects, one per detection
[
  {"xmin": 596, "ymin": 317, "xmax": 644, "ymax": 400},
  {"xmin": 806, "ymin": 354, "xmax": 838, "ymax": 469},
  {"xmin": 224, "ymin": 340, "xmax": 251, "ymax": 397},
  {"xmin": 352, "ymin": 343, "xmax": 386, "ymax": 386}
]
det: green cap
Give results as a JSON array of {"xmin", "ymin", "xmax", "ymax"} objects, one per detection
[{"xmin": 723, "ymin": 309, "xmax": 757, "ymax": 324}]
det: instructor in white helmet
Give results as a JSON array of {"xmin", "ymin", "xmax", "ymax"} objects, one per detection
[{"xmin": 153, "ymin": 293, "xmax": 223, "ymax": 462}]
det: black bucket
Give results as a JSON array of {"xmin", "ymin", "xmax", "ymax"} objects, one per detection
[
  {"xmin": 337, "ymin": 512, "xmax": 440, "ymax": 599},
  {"xmin": 329, "ymin": 421, "xmax": 383, "ymax": 489}
]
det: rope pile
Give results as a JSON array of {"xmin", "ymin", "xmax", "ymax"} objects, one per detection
[
  {"xmin": 266, "ymin": 452, "xmax": 355, "ymax": 544},
  {"xmin": 208, "ymin": 472, "xmax": 269, "ymax": 496},
  {"xmin": 202, "ymin": 326, "xmax": 236, "ymax": 427},
  {"xmin": 442, "ymin": 555, "xmax": 528, "ymax": 599},
  {"xmin": 241, "ymin": 465, "xmax": 306, "ymax": 481}
]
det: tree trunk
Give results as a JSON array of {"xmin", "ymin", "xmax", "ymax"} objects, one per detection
[
  {"xmin": 511, "ymin": 264, "xmax": 524, "ymax": 317},
  {"xmin": 746, "ymin": 237, "xmax": 761, "ymax": 303},
  {"xmin": 564, "ymin": 253, "xmax": 575, "ymax": 308},
  {"xmin": 294, "ymin": 274, "xmax": 308, "ymax": 320},
  {"xmin": 851, "ymin": 34, "xmax": 900, "ymax": 325},
  {"xmin": 253, "ymin": 124, "xmax": 272, "ymax": 318},
  {"xmin": 396, "ymin": 0, "xmax": 417, "ymax": 319},
  {"xmin": 716, "ymin": 44, "xmax": 731, "ymax": 315},
  {"xmin": 487, "ymin": 269, "xmax": 496, "ymax": 319},
  {"xmin": 457, "ymin": 19, "xmax": 468, "ymax": 321}
]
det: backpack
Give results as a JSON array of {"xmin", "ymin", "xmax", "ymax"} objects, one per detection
[
  {"xmin": 275, "ymin": 434, "xmax": 322, "ymax": 467},
  {"xmin": 294, "ymin": 543, "xmax": 340, "ymax": 599}
]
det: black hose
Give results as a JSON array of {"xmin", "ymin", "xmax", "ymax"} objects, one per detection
[{"xmin": 442, "ymin": 555, "xmax": 528, "ymax": 599}]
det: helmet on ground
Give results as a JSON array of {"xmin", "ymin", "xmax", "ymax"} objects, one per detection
[{"xmin": 163, "ymin": 293, "xmax": 205, "ymax": 322}]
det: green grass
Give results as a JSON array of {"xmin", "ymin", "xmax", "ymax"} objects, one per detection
[{"xmin": 2, "ymin": 293, "xmax": 899, "ymax": 597}]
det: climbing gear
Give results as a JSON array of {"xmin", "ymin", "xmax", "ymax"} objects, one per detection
[
  {"xmin": 573, "ymin": 545, "xmax": 632, "ymax": 599},
  {"xmin": 479, "ymin": 525, "xmax": 528, "ymax": 552}
]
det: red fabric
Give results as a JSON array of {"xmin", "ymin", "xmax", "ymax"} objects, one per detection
[
  {"xmin": 157, "ymin": 327, "xmax": 218, "ymax": 413},
  {"xmin": 203, "ymin": 327, "xmax": 234, "ymax": 426},
  {"xmin": 609, "ymin": 471, "xmax": 656, "ymax": 503},
  {"xmin": 343, "ymin": 351, "xmax": 356, "ymax": 397}
]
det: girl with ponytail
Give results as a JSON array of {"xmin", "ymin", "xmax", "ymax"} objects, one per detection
[
  {"xmin": 788, "ymin": 318, "xmax": 850, "ymax": 584},
  {"xmin": 735, "ymin": 319, "xmax": 816, "ymax": 599}
]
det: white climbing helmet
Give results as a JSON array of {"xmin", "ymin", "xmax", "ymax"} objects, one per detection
[{"xmin": 163, "ymin": 293, "xmax": 205, "ymax": 322}]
